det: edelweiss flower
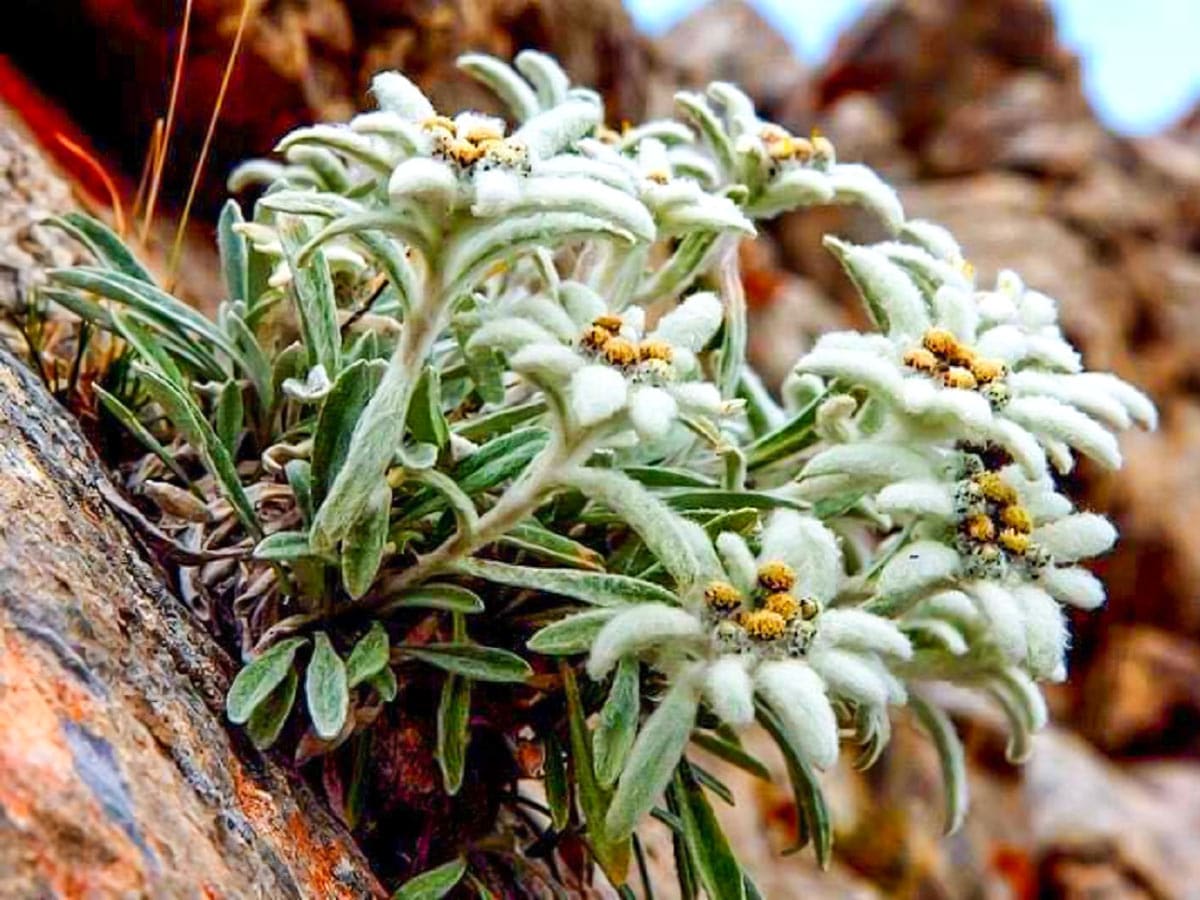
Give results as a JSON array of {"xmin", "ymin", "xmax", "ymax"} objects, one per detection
[
  {"xmin": 796, "ymin": 230, "xmax": 1155, "ymax": 475},
  {"xmin": 469, "ymin": 286, "xmax": 728, "ymax": 442},
  {"xmin": 800, "ymin": 439, "xmax": 1115, "ymax": 682},
  {"xmin": 586, "ymin": 511, "xmax": 911, "ymax": 770},
  {"xmin": 674, "ymin": 82, "xmax": 904, "ymax": 229}
]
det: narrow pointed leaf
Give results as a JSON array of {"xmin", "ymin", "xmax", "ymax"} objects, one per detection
[{"xmin": 226, "ymin": 637, "xmax": 308, "ymax": 724}]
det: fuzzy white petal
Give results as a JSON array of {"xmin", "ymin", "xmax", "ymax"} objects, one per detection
[
  {"xmin": 802, "ymin": 443, "xmax": 934, "ymax": 486},
  {"xmin": 1012, "ymin": 585, "xmax": 1068, "ymax": 681},
  {"xmin": 470, "ymin": 169, "xmax": 524, "ymax": 217},
  {"xmin": 715, "ymin": 532, "xmax": 757, "ymax": 595},
  {"xmin": 1032, "ymin": 513, "xmax": 1117, "ymax": 562},
  {"xmin": 1041, "ymin": 566, "xmax": 1106, "ymax": 610},
  {"xmin": 901, "ymin": 219, "xmax": 963, "ymax": 265},
  {"xmin": 815, "ymin": 609, "xmax": 913, "ymax": 660},
  {"xmin": 670, "ymin": 381, "xmax": 724, "ymax": 416},
  {"xmin": 570, "ymin": 365, "xmax": 629, "ymax": 427},
  {"xmin": 808, "ymin": 647, "xmax": 890, "ymax": 709},
  {"xmin": 974, "ymin": 417, "xmax": 1047, "ymax": 480},
  {"xmin": 875, "ymin": 541, "xmax": 960, "ymax": 601},
  {"xmin": 825, "ymin": 237, "xmax": 930, "ymax": 339},
  {"xmin": 586, "ymin": 603, "xmax": 703, "ymax": 680},
  {"xmin": 560, "ymin": 281, "xmax": 609, "ymax": 329},
  {"xmin": 652, "ymin": 291, "xmax": 724, "ymax": 352},
  {"xmin": 371, "ymin": 71, "xmax": 434, "ymax": 120},
  {"xmin": 510, "ymin": 343, "xmax": 584, "ymax": 379},
  {"xmin": 875, "ymin": 479, "xmax": 954, "ymax": 519},
  {"xmin": 797, "ymin": 348, "xmax": 906, "ymax": 405},
  {"xmin": 967, "ymin": 581, "xmax": 1027, "ymax": 662},
  {"xmin": 629, "ymin": 386, "xmax": 679, "ymax": 441},
  {"xmin": 703, "ymin": 656, "xmax": 756, "ymax": 725},
  {"xmin": 468, "ymin": 317, "xmax": 558, "ymax": 355},
  {"xmin": 829, "ymin": 164, "xmax": 905, "ymax": 234},
  {"xmin": 753, "ymin": 660, "xmax": 839, "ymax": 769},
  {"xmin": 760, "ymin": 511, "xmax": 843, "ymax": 602},
  {"xmin": 902, "ymin": 379, "xmax": 993, "ymax": 428},
  {"xmin": 1005, "ymin": 396, "xmax": 1122, "ymax": 470}
]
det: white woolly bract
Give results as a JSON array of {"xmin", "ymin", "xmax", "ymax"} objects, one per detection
[
  {"xmin": 1075, "ymin": 372, "xmax": 1157, "ymax": 430},
  {"xmin": 875, "ymin": 541, "xmax": 960, "ymax": 600},
  {"xmin": 515, "ymin": 99, "xmax": 602, "ymax": 159},
  {"xmin": 585, "ymin": 603, "xmax": 703, "ymax": 680},
  {"xmin": 901, "ymin": 378, "xmax": 994, "ymax": 429},
  {"xmin": 814, "ymin": 608, "xmax": 913, "ymax": 660},
  {"xmin": 967, "ymin": 581, "xmax": 1027, "ymax": 663},
  {"xmin": 797, "ymin": 347, "xmax": 905, "ymax": 404},
  {"xmin": 1008, "ymin": 371, "xmax": 1131, "ymax": 430},
  {"xmin": 753, "ymin": 660, "xmax": 839, "ymax": 770},
  {"xmin": 1041, "ymin": 565, "xmax": 1106, "ymax": 610},
  {"xmin": 1005, "ymin": 396, "xmax": 1122, "ymax": 469},
  {"xmin": 905, "ymin": 619, "xmax": 969, "ymax": 656},
  {"xmin": 808, "ymin": 646, "xmax": 891, "ymax": 709},
  {"xmin": 760, "ymin": 511, "xmax": 843, "ymax": 602},
  {"xmin": 715, "ymin": 532, "xmax": 757, "ymax": 595},
  {"xmin": 875, "ymin": 479, "xmax": 954, "ymax": 519},
  {"xmin": 703, "ymin": 656, "xmax": 756, "ymax": 725},
  {"xmin": 1012, "ymin": 585, "xmax": 1068, "ymax": 681},
  {"xmin": 901, "ymin": 219, "xmax": 963, "ymax": 264},
  {"xmin": 829, "ymin": 164, "xmax": 905, "ymax": 234},
  {"xmin": 569, "ymin": 365, "xmax": 629, "ymax": 427},
  {"xmin": 975, "ymin": 417, "xmax": 1046, "ymax": 479},
  {"xmin": 1031, "ymin": 513, "xmax": 1117, "ymax": 562},
  {"xmin": 652, "ymin": 291, "xmax": 724, "ymax": 352},
  {"xmin": 670, "ymin": 381, "xmax": 724, "ymax": 416},
  {"xmin": 825, "ymin": 237, "xmax": 930, "ymax": 339},
  {"xmin": 510, "ymin": 343, "xmax": 582, "ymax": 380},
  {"xmin": 370, "ymin": 71, "xmax": 434, "ymax": 120},
  {"xmin": 932, "ymin": 285, "xmax": 979, "ymax": 342},
  {"xmin": 802, "ymin": 442, "xmax": 934, "ymax": 486},
  {"xmin": 629, "ymin": 386, "xmax": 679, "ymax": 441}
]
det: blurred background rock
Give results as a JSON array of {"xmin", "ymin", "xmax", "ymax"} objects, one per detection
[{"xmin": 2, "ymin": 0, "xmax": 1199, "ymax": 896}]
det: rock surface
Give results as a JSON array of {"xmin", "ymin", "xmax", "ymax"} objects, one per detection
[{"xmin": 0, "ymin": 111, "xmax": 380, "ymax": 899}]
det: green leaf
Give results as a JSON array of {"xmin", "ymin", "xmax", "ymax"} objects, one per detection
[
  {"xmin": 48, "ymin": 267, "xmax": 245, "ymax": 369},
  {"xmin": 910, "ymin": 692, "xmax": 968, "ymax": 835},
  {"xmin": 527, "ymin": 608, "xmax": 619, "ymax": 656},
  {"xmin": 391, "ymin": 857, "xmax": 467, "ymax": 900},
  {"xmin": 312, "ymin": 359, "xmax": 386, "ymax": 505},
  {"xmin": 544, "ymin": 731, "xmax": 571, "ymax": 831},
  {"xmin": 369, "ymin": 666, "xmax": 398, "ymax": 703},
  {"xmin": 306, "ymin": 632, "xmax": 349, "ymax": 740},
  {"xmin": 452, "ymin": 399, "xmax": 545, "ymax": 441},
  {"xmin": 278, "ymin": 216, "xmax": 342, "ymax": 377},
  {"xmin": 402, "ymin": 643, "xmax": 532, "ymax": 683},
  {"xmin": 756, "ymin": 702, "xmax": 832, "ymax": 867},
  {"xmin": 674, "ymin": 761, "xmax": 746, "ymax": 900},
  {"xmin": 379, "ymin": 583, "xmax": 485, "ymax": 615},
  {"xmin": 437, "ymin": 673, "xmax": 471, "ymax": 795},
  {"xmin": 345, "ymin": 622, "xmax": 390, "ymax": 688},
  {"xmin": 218, "ymin": 200, "xmax": 250, "ymax": 303},
  {"xmin": 285, "ymin": 460, "xmax": 314, "ymax": 525},
  {"xmin": 110, "ymin": 307, "xmax": 184, "ymax": 386},
  {"xmin": 663, "ymin": 489, "xmax": 804, "ymax": 513},
  {"xmin": 246, "ymin": 668, "xmax": 299, "ymax": 750},
  {"xmin": 690, "ymin": 731, "xmax": 771, "ymax": 782},
  {"xmin": 744, "ymin": 388, "xmax": 827, "ymax": 470},
  {"xmin": 137, "ymin": 366, "xmax": 261, "ymax": 537},
  {"xmin": 594, "ymin": 657, "xmax": 640, "ymax": 788},
  {"xmin": 45, "ymin": 213, "xmax": 154, "ymax": 282},
  {"xmin": 253, "ymin": 530, "xmax": 323, "ymax": 562},
  {"xmin": 622, "ymin": 466, "xmax": 718, "ymax": 489},
  {"xmin": 563, "ymin": 665, "xmax": 630, "ymax": 884},
  {"xmin": 453, "ymin": 314, "xmax": 505, "ymax": 406},
  {"xmin": 454, "ymin": 558, "xmax": 677, "ymax": 608},
  {"xmin": 498, "ymin": 520, "xmax": 604, "ymax": 570},
  {"xmin": 215, "ymin": 380, "xmax": 244, "ymax": 455},
  {"xmin": 226, "ymin": 637, "xmax": 308, "ymax": 724},
  {"xmin": 341, "ymin": 483, "xmax": 392, "ymax": 599},
  {"xmin": 93, "ymin": 385, "xmax": 189, "ymax": 484},
  {"xmin": 606, "ymin": 677, "xmax": 700, "ymax": 840},
  {"xmin": 569, "ymin": 467, "xmax": 722, "ymax": 593},
  {"xmin": 406, "ymin": 365, "xmax": 450, "ymax": 450}
]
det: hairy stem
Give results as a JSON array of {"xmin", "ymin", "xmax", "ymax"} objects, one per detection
[{"xmin": 310, "ymin": 275, "xmax": 445, "ymax": 550}]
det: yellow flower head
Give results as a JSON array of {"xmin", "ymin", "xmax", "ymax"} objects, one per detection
[
  {"xmin": 965, "ymin": 513, "xmax": 996, "ymax": 543},
  {"xmin": 756, "ymin": 560, "xmax": 797, "ymax": 593},
  {"xmin": 998, "ymin": 529, "xmax": 1032, "ymax": 555},
  {"xmin": 704, "ymin": 580, "xmax": 743, "ymax": 613},
  {"xmin": 974, "ymin": 472, "xmax": 1018, "ymax": 505},
  {"xmin": 941, "ymin": 366, "xmax": 978, "ymax": 391},
  {"xmin": 741, "ymin": 609, "xmax": 788, "ymax": 641},
  {"xmin": 638, "ymin": 340, "xmax": 674, "ymax": 363},
  {"xmin": 999, "ymin": 504, "xmax": 1033, "ymax": 534},
  {"xmin": 601, "ymin": 336, "xmax": 639, "ymax": 368},
  {"xmin": 763, "ymin": 592, "xmax": 801, "ymax": 622}
]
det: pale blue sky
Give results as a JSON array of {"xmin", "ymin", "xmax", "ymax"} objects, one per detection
[{"xmin": 627, "ymin": 0, "xmax": 1200, "ymax": 135}]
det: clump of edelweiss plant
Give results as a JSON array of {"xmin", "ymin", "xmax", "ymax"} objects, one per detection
[{"xmin": 40, "ymin": 51, "xmax": 1153, "ymax": 897}]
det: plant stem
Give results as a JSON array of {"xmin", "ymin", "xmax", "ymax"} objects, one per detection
[
  {"xmin": 310, "ymin": 275, "xmax": 445, "ymax": 550},
  {"xmin": 362, "ymin": 430, "xmax": 594, "ymax": 603}
]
